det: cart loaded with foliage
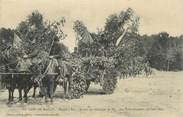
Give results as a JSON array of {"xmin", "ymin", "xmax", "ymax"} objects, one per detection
[{"xmin": 71, "ymin": 8, "xmax": 152, "ymax": 95}]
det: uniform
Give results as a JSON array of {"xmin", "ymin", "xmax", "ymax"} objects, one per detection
[
  {"xmin": 42, "ymin": 58, "xmax": 59, "ymax": 102},
  {"xmin": 16, "ymin": 58, "xmax": 32, "ymax": 72}
]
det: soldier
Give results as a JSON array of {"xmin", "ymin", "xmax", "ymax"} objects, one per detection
[
  {"xmin": 42, "ymin": 56, "xmax": 59, "ymax": 102},
  {"xmin": 16, "ymin": 54, "xmax": 32, "ymax": 73},
  {"xmin": 59, "ymin": 60, "xmax": 73, "ymax": 98},
  {"xmin": 50, "ymin": 39, "xmax": 73, "ymax": 98}
]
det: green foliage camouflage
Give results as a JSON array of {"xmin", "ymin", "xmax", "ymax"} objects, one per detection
[{"xmin": 73, "ymin": 8, "xmax": 151, "ymax": 79}]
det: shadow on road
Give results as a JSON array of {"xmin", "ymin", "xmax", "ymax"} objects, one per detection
[{"xmin": 86, "ymin": 88, "xmax": 106, "ymax": 95}]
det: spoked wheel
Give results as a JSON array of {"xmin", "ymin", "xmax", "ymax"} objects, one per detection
[{"xmin": 102, "ymin": 77, "xmax": 117, "ymax": 94}]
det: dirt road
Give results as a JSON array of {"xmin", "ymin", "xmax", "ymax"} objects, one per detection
[{"xmin": 0, "ymin": 71, "xmax": 183, "ymax": 117}]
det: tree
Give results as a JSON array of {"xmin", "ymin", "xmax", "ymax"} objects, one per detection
[
  {"xmin": 0, "ymin": 11, "xmax": 67, "ymax": 73},
  {"xmin": 16, "ymin": 11, "xmax": 67, "ymax": 55},
  {"xmin": 103, "ymin": 8, "xmax": 148, "ymax": 77},
  {"xmin": 0, "ymin": 28, "xmax": 16, "ymax": 66},
  {"xmin": 0, "ymin": 28, "xmax": 14, "ymax": 50},
  {"xmin": 142, "ymin": 32, "xmax": 183, "ymax": 71}
]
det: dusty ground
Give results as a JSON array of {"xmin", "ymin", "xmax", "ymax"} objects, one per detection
[{"xmin": 0, "ymin": 70, "xmax": 183, "ymax": 117}]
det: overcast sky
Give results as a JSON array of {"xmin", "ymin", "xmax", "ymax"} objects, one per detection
[{"xmin": 0, "ymin": 0, "xmax": 183, "ymax": 51}]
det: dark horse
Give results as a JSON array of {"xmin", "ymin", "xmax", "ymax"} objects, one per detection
[
  {"xmin": 15, "ymin": 73, "xmax": 35, "ymax": 103},
  {"xmin": 1, "ymin": 65, "xmax": 37, "ymax": 103},
  {"xmin": 0, "ymin": 47, "xmax": 37, "ymax": 103},
  {"xmin": 1, "ymin": 66, "xmax": 16, "ymax": 102}
]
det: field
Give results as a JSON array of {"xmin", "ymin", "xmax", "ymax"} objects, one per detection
[{"xmin": 0, "ymin": 70, "xmax": 183, "ymax": 117}]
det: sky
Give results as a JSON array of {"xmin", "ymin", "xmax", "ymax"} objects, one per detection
[{"xmin": 0, "ymin": 0, "xmax": 183, "ymax": 51}]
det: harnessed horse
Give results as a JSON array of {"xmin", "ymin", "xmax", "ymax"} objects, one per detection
[
  {"xmin": 39, "ymin": 57, "xmax": 60, "ymax": 102},
  {"xmin": 58, "ymin": 60, "xmax": 73, "ymax": 99},
  {"xmin": 0, "ymin": 65, "xmax": 36, "ymax": 103}
]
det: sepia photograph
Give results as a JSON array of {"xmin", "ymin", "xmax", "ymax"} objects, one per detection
[{"xmin": 0, "ymin": 0, "xmax": 183, "ymax": 117}]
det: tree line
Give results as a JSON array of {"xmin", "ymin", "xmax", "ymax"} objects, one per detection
[
  {"xmin": 141, "ymin": 33, "xmax": 183, "ymax": 71},
  {"xmin": 0, "ymin": 9, "xmax": 183, "ymax": 75}
]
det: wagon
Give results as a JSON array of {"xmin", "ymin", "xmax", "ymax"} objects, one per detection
[
  {"xmin": 71, "ymin": 56, "xmax": 118, "ymax": 95},
  {"xmin": 83, "ymin": 67, "xmax": 117, "ymax": 94}
]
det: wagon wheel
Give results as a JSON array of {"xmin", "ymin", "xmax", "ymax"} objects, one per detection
[
  {"xmin": 70, "ymin": 72, "xmax": 87, "ymax": 99},
  {"xmin": 102, "ymin": 77, "xmax": 117, "ymax": 94}
]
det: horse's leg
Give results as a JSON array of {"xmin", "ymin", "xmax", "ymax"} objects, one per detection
[
  {"xmin": 64, "ymin": 76, "xmax": 70, "ymax": 98},
  {"xmin": 11, "ymin": 89, "xmax": 14, "ymax": 101},
  {"xmin": 53, "ymin": 81, "xmax": 57, "ymax": 94},
  {"xmin": 48, "ymin": 80, "xmax": 51, "ymax": 98},
  {"xmin": 32, "ymin": 85, "xmax": 36, "ymax": 98},
  {"xmin": 8, "ymin": 89, "xmax": 11, "ymax": 102},
  {"xmin": 49, "ymin": 77, "xmax": 55, "ymax": 102},
  {"xmin": 11, "ymin": 88, "xmax": 15, "ymax": 101},
  {"xmin": 24, "ymin": 88, "xmax": 31, "ymax": 103},
  {"xmin": 39, "ymin": 87, "xmax": 44, "ymax": 97},
  {"xmin": 10, "ymin": 79, "xmax": 15, "ymax": 101},
  {"xmin": 66, "ymin": 82, "xmax": 70, "ymax": 98},
  {"xmin": 68, "ymin": 76, "xmax": 73, "ymax": 99},
  {"xmin": 24, "ymin": 78, "xmax": 35, "ymax": 103},
  {"xmin": 63, "ymin": 78, "xmax": 67, "ymax": 99},
  {"xmin": 44, "ymin": 87, "xmax": 48, "ymax": 103},
  {"xmin": 43, "ymin": 78, "xmax": 48, "ymax": 103},
  {"xmin": 23, "ymin": 89, "xmax": 28, "ymax": 103},
  {"xmin": 18, "ymin": 89, "xmax": 22, "ymax": 101},
  {"xmin": 52, "ymin": 82, "xmax": 57, "ymax": 100}
]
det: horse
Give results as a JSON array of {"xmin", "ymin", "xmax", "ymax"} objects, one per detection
[
  {"xmin": 40, "ymin": 57, "xmax": 60, "ymax": 102},
  {"xmin": 14, "ymin": 73, "xmax": 35, "ymax": 103},
  {"xmin": 57, "ymin": 60, "xmax": 73, "ymax": 99},
  {"xmin": 0, "ymin": 63, "xmax": 39, "ymax": 103},
  {"xmin": 30, "ymin": 58, "xmax": 74, "ymax": 101},
  {"xmin": 0, "ymin": 47, "xmax": 39, "ymax": 103},
  {"xmin": 1, "ymin": 66, "xmax": 16, "ymax": 102}
]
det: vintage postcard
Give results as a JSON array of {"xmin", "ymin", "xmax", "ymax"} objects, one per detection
[{"xmin": 0, "ymin": 0, "xmax": 183, "ymax": 117}]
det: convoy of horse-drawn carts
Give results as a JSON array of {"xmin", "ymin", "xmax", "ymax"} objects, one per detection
[{"xmin": 0, "ymin": 9, "xmax": 151, "ymax": 104}]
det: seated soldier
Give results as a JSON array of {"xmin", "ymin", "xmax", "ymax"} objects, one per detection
[{"xmin": 16, "ymin": 54, "xmax": 32, "ymax": 73}]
